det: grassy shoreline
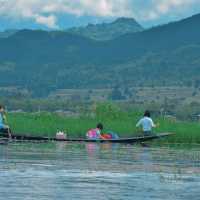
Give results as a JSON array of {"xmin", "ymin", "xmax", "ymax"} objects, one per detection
[{"xmin": 5, "ymin": 111, "xmax": 200, "ymax": 144}]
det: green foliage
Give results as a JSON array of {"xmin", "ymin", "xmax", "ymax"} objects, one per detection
[
  {"xmin": 95, "ymin": 102, "xmax": 122, "ymax": 120},
  {"xmin": 156, "ymin": 119, "xmax": 200, "ymax": 144},
  {"xmin": 0, "ymin": 14, "xmax": 200, "ymax": 96},
  {"xmin": 6, "ymin": 110, "xmax": 200, "ymax": 144}
]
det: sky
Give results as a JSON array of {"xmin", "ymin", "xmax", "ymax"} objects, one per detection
[{"xmin": 0, "ymin": 0, "xmax": 200, "ymax": 31}]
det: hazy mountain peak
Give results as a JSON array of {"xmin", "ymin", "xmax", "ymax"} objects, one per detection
[
  {"xmin": 67, "ymin": 17, "xmax": 144, "ymax": 41},
  {"xmin": 113, "ymin": 17, "xmax": 140, "ymax": 24}
]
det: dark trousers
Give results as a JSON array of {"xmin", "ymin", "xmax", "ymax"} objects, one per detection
[
  {"xmin": 0, "ymin": 128, "xmax": 12, "ymax": 137},
  {"xmin": 143, "ymin": 131, "xmax": 152, "ymax": 136}
]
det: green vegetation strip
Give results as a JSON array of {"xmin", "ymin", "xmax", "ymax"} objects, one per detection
[{"xmin": 6, "ymin": 111, "xmax": 200, "ymax": 144}]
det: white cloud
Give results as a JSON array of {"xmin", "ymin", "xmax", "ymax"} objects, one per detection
[
  {"xmin": 0, "ymin": 0, "xmax": 199, "ymax": 28},
  {"xmin": 141, "ymin": 0, "xmax": 199, "ymax": 21},
  {"xmin": 0, "ymin": 0, "xmax": 133, "ymax": 28},
  {"xmin": 0, "ymin": 0, "xmax": 58, "ymax": 28},
  {"xmin": 156, "ymin": 0, "xmax": 196, "ymax": 14},
  {"xmin": 35, "ymin": 14, "xmax": 58, "ymax": 28}
]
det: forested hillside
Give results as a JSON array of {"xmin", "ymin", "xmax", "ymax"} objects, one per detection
[{"xmin": 0, "ymin": 14, "xmax": 200, "ymax": 97}]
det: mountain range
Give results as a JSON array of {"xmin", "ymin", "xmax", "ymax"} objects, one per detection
[
  {"xmin": 0, "ymin": 29, "xmax": 18, "ymax": 38},
  {"xmin": 0, "ymin": 14, "xmax": 200, "ymax": 97},
  {"xmin": 67, "ymin": 17, "xmax": 144, "ymax": 40}
]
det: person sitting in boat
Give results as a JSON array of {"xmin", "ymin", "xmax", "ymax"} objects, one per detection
[
  {"xmin": 0, "ymin": 105, "xmax": 12, "ymax": 138},
  {"xmin": 86, "ymin": 123, "xmax": 119, "ymax": 140},
  {"xmin": 86, "ymin": 123, "xmax": 104, "ymax": 139},
  {"xmin": 136, "ymin": 110, "xmax": 156, "ymax": 135}
]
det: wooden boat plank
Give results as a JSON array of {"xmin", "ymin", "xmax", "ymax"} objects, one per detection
[{"xmin": 0, "ymin": 132, "xmax": 174, "ymax": 143}]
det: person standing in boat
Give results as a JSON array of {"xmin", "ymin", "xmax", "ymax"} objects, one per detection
[
  {"xmin": 0, "ymin": 105, "xmax": 12, "ymax": 138},
  {"xmin": 136, "ymin": 110, "xmax": 156, "ymax": 135}
]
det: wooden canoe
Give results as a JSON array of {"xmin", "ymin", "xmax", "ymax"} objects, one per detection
[{"xmin": 0, "ymin": 132, "xmax": 174, "ymax": 144}]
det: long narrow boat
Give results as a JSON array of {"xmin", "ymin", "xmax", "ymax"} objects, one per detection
[
  {"xmin": 0, "ymin": 138, "xmax": 8, "ymax": 145},
  {"xmin": 0, "ymin": 132, "xmax": 174, "ymax": 144}
]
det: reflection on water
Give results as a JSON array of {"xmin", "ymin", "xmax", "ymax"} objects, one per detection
[{"xmin": 0, "ymin": 142, "xmax": 200, "ymax": 200}]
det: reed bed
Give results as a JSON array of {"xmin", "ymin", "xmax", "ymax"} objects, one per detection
[{"xmin": 6, "ymin": 111, "xmax": 200, "ymax": 144}]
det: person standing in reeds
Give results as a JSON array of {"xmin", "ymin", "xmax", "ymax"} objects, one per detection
[
  {"xmin": 136, "ymin": 110, "xmax": 157, "ymax": 136},
  {"xmin": 0, "ymin": 105, "xmax": 12, "ymax": 138}
]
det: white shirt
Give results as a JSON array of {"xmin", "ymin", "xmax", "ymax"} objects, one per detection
[{"xmin": 136, "ymin": 117, "xmax": 155, "ymax": 132}]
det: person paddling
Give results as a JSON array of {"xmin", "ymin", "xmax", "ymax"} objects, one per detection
[
  {"xmin": 0, "ymin": 105, "xmax": 12, "ymax": 138},
  {"xmin": 136, "ymin": 110, "xmax": 157, "ymax": 135}
]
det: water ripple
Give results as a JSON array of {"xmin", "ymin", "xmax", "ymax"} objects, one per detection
[{"xmin": 0, "ymin": 143, "xmax": 200, "ymax": 200}]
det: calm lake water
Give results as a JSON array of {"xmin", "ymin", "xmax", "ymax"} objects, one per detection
[{"xmin": 0, "ymin": 142, "xmax": 200, "ymax": 200}]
